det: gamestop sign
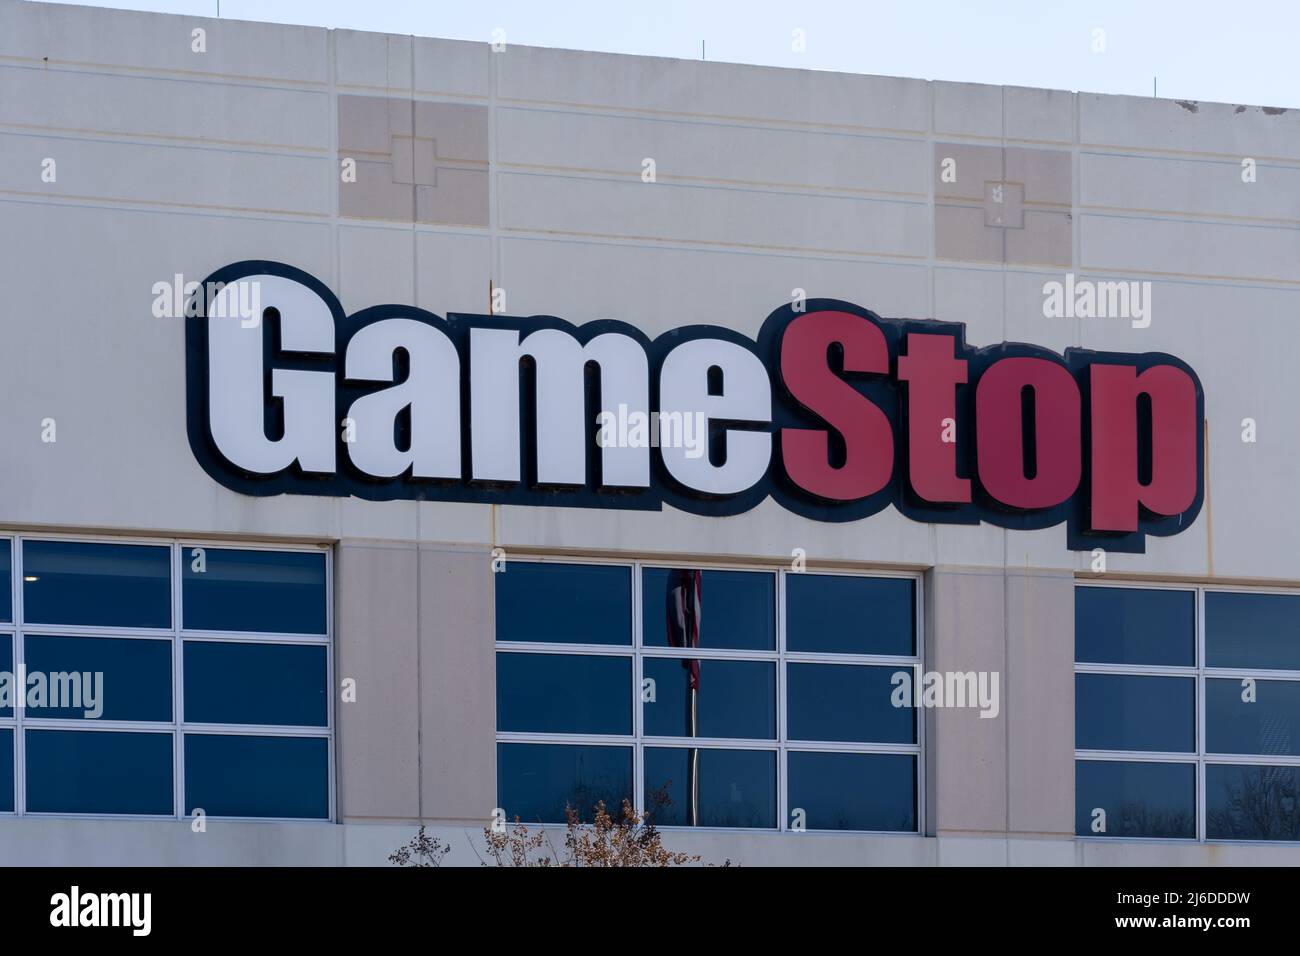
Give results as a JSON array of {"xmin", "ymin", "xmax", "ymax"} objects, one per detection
[{"xmin": 186, "ymin": 261, "xmax": 1204, "ymax": 552}]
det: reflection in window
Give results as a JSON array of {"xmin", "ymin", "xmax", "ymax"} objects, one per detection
[
  {"xmin": 25, "ymin": 635, "xmax": 171, "ymax": 722},
  {"xmin": 23, "ymin": 541, "xmax": 170, "ymax": 629},
  {"xmin": 497, "ymin": 562, "xmax": 919, "ymax": 833},
  {"xmin": 26, "ymin": 730, "xmax": 174, "ymax": 816},
  {"xmin": 496, "ymin": 563, "xmax": 631, "ymax": 646},
  {"xmin": 787, "ymin": 575, "xmax": 914, "ymax": 655},
  {"xmin": 184, "ymin": 642, "xmax": 327, "ymax": 727},
  {"xmin": 497, "ymin": 653, "xmax": 631, "ymax": 735},
  {"xmin": 642, "ymin": 658, "xmax": 774, "ymax": 740},
  {"xmin": 497, "ymin": 742, "xmax": 632, "ymax": 825},
  {"xmin": 1075, "ymin": 586, "xmax": 1195, "ymax": 667},
  {"xmin": 1075, "ymin": 760, "xmax": 1196, "ymax": 839},
  {"xmin": 644, "ymin": 747, "xmax": 776, "ymax": 829},
  {"xmin": 642, "ymin": 568, "xmax": 774, "ymax": 651},
  {"xmin": 1, "ymin": 538, "xmax": 331, "ymax": 822},
  {"xmin": 1207, "ymin": 678, "xmax": 1300, "ymax": 757},
  {"xmin": 0, "ymin": 635, "xmax": 10, "ymax": 720},
  {"xmin": 1075, "ymin": 673, "xmax": 1195, "ymax": 753},
  {"xmin": 0, "ymin": 730, "xmax": 10, "ymax": 813},
  {"xmin": 1206, "ymin": 764, "xmax": 1300, "ymax": 841},
  {"xmin": 787, "ymin": 752, "xmax": 915, "ymax": 832},
  {"xmin": 1077, "ymin": 583, "xmax": 1300, "ymax": 845},
  {"xmin": 0, "ymin": 540, "xmax": 10, "ymax": 623},
  {"xmin": 1206, "ymin": 592, "xmax": 1300, "ymax": 671},
  {"xmin": 787, "ymin": 663, "xmax": 914, "ymax": 744},
  {"xmin": 184, "ymin": 734, "xmax": 329, "ymax": 819},
  {"xmin": 183, "ymin": 548, "xmax": 326, "ymax": 634}
]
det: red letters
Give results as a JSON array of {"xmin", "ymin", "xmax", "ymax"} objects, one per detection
[
  {"xmin": 772, "ymin": 308, "xmax": 1202, "ymax": 548},
  {"xmin": 1089, "ymin": 364, "xmax": 1199, "ymax": 532},
  {"xmin": 896, "ymin": 334, "xmax": 971, "ymax": 504},
  {"xmin": 779, "ymin": 310, "xmax": 893, "ymax": 500},
  {"xmin": 976, "ymin": 357, "xmax": 1081, "ymax": 509}
]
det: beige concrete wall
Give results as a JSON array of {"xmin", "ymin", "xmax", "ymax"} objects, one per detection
[{"xmin": 417, "ymin": 544, "xmax": 496, "ymax": 825}]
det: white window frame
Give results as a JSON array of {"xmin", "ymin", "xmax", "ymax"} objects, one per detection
[
  {"xmin": 0, "ymin": 532, "xmax": 334, "ymax": 824},
  {"xmin": 495, "ymin": 555, "xmax": 924, "ymax": 835},
  {"xmin": 1076, "ymin": 580, "xmax": 1300, "ymax": 844}
]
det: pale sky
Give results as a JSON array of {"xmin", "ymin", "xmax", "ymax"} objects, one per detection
[{"xmin": 41, "ymin": 0, "xmax": 1300, "ymax": 109}]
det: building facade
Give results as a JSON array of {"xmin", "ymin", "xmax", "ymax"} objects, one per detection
[{"xmin": 2, "ymin": 0, "xmax": 1300, "ymax": 865}]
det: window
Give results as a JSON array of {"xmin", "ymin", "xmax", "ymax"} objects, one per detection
[
  {"xmin": 1076, "ymin": 584, "xmax": 1300, "ymax": 842},
  {"xmin": 0, "ymin": 536, "xmax": 331, "ymax": 820},
  {"xmin": 495, "ymin": 560, "xmax": 921, "ymax": 832}
]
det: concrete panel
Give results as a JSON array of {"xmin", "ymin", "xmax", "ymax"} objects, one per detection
[
  {"xmin": 496, "ymin": 107, "xmax": 930, "ymax": 195},
  {"xmin": 335, "ymin": 29, "xmax": 412, "ymax": 93},
  {"xmin": 413, "ymin": 36, "xmax": 491, "ymax": 100},
  {"xmin": 0, "ymin": 1, "xmax": 328, "ymax": 84},
  {"xmin": 495, "ymin": 45, "xmax": 930, "ymax": 133},
  {"xmin": 497, "ymin": 172, "xmax": 929, "ymax": 257},
  {"xmin": 935, "ymin": 202, "xmax": 1004, "ymax": 263},
  {"xmin": 1005, "ymin": 570, "xmax": 1074, "ymax": 836},
  {"xmin": 926, "ymin": 568, "xmax": 1007, "ymax": 835},
  {"xmin": 1080, "ymin": 92, "xmax": 1300, "ymax": 162},
  {"xmin": 0, "ymin": 64, "xmax": 331, "ymax": 149},
  {"xmin": 495, "ymin": 498, "xmax": 938, "ymax": 570},
  {"xmin": 1005, "ymin": 86, "xmax": 1073, "ymax": 145},
  {"xmin": 934, "ymin": 142, "xmax": 1002, "ymax": 203},
  {"xmin": 0, "ymin": 817, "xmax": 344, "ymax": 866},
  {"xmin": 497, "ymin": 235, "xmax": 929, "ymax": 334},
  {"xmin": 1082, "ymin": 152, "xmax": 1300, "ymax": 223},
  {"xmin": 1005, "ymin": 210, "xmax": 1071, "ymax": 267},
  {"xmin": 335, "ymin": 541, "xmax": 421, "ymax": 821},
  {"xmin": 1005, "ymin": 146, "xmax": 1072, "ymax": 206},
  {"xmin": 0, "ymin": 132, "xmax": 332, "ymax": 215},
  {"xmin": 418, "ymin": 545, "xmax": 496, "ymax": 824},
  {"xmin": 1080, "ymin": 212, "xmax": 1300, "ymax": 283},
  {"xmin": 416, "ymin": 230, "xmax": 492, "ymax": 316},
  {"xmin": 337, "ymin": 223, "xmax": 417, "ymax": 314},
  {"xmin": 933, "ymin": 82, "xmax": 1003, "ymax": 139},
  {"xmin": 0, "ymin": 198, "xmax": 339, "ymax": 540}
]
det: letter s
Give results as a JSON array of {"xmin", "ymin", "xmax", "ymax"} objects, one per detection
[{"xmin": 779, "ymin": 310, "xmax": 893, "ymax": 500}]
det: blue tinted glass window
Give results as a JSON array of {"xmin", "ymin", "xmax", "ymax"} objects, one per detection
[
  {"xmin": 788, "ymin": 752, "xmax": 916, "ymax": 832},
  {"xmin": 184, "ymin": 734, "xmax": 328, "ymax": 819},
  {"xmin": 1206, "ymin": 592, "xmax": 1300, "ymax": 671},
  {"xmin": 1075, "ymin": 674, "xmax": 1195, "ymax": 753},
  {"xmin": 1075, "ymin": 760, "xmax": 1195, "ymax": 838},
  {"xmin": 787, "ymin": 575, "xmax": 914, "ymax": 655},
  {"xmin": 787, "ymin": 663, "xmax": 914, "ymax": 744},
  {"xmin": 0, "ymin": 730, "xmax": 10, "ymax": 813},
  {"xmin": 1207, "ymin": 764, "xmax": 1300, "ymax": 841},
  {"xmin": 642, "ymin": 658, "xmax": 774, "ymax": 739},
  {"xmin": 0, "ymin": 540, "xmax": 11, "ymax": 623},
  {"xmin": 1207, "ymin": 678, "xmax": 1300, "ymax": 757},
  {"xmin": 0, "ymin": 635, "xmax": 10, "ymax": 719},
  {"xmin": 643, "ymin": 747, "xmax": 776, "ymax": 828},
  {"xmin": 26, "ymin": 730, "xmax": 172, "ymax": 815},
  {"xmin": 183, "ymin": 548, "xmax": 326, "ymax": 634},
  {"xmin": 496, "ymin": 563, "xmax": 630, "ymax": 645},
  {"xmin": 25, "ymin": 635, "xmax": 171, "ymax": 722},
  {"xmin": 496, "ymin": 653, "xmax": 631, "ymax": 735},
  {"xmin": 641, "ymin": 568, "xmax": 774, "ymax": 651},
  {"xmin": 1075, "ymin": 587, "xmax": 1195, "ymax": 666},
  {"xmin": 497, "ymin": 743, "xmax": 632, "ymax": 824},
  {"xmin": 184, "ymin": 642, "xmax": 327, "ymax": 727},
  {"xmin": 23, "ymin": 541, "xmax": 170, "ymax": 629}
]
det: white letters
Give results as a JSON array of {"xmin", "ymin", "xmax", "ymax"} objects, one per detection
[
  {"xmin": 207, "ymin": 276, "xmax": 334, "ymax": 475},
  {"xmin": 345, "ymin": 318, "xmax": 461, "ymax": 479},
  {"xmin": 658, "ymin": 339, "xmax": 771, "ymax": 495}
]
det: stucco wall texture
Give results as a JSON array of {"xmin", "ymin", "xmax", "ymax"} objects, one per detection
[{"xmin": 2, "ymin": 0, "xmax": 1299, "ymax": 864}]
